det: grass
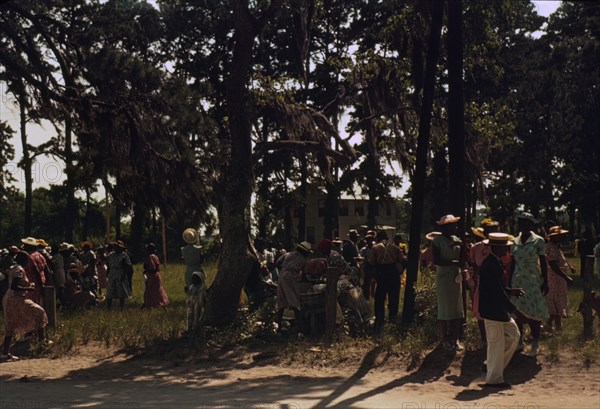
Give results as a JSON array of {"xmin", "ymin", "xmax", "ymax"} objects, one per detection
[{"xmin": 1, "ymin": 257, "xmax": 598, "ymax": 368}]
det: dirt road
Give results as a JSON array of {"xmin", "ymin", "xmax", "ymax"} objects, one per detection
[{"xmin": 1, "ymin": 345, "xmax": 598, "ymax": 409}]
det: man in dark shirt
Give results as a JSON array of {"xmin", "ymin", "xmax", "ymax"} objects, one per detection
[{"xmin": 479, "ymin": 233, "xmax": 531, "ymax": 389}]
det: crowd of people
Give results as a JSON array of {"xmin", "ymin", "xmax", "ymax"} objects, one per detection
[
  {"xmin": 1, "ymin": 216, "xmax": 598, "ymax": 382},
  {"xmin": 0, "ymin": 236, "xmax": 171, "ymax": 360}
]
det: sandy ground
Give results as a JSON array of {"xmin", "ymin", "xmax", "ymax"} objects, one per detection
[{"xmin": 0, "ymin": 344, "xmax": 599, "ymax": 409}]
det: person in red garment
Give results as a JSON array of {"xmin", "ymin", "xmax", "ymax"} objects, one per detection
[{"xmin": 142, "ymin": 243, "xmax": 170, "ymax": 308}]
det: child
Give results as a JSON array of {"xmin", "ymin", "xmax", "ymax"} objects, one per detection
[{"xmin": 186, "ymin": 271, "xmax": 208, "ymax": 332}]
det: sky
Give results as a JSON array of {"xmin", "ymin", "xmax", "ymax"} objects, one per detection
[{"xmin": 0, "ymin": 1, "xmax": 562, "ymax": 198}]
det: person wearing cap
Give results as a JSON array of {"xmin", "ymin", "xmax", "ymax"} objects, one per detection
[
  {"xmin": 431, "ymin": 215, "xmax": 466, "ymax": 351},
  {"xmin": 545, "ymin": 226, "xmax": 575, "ymax": 332},
  {"xmin": 342, "ymin": 230, "xmax": 360, "ymax": 267},
  {"xmin": 1, "ymin": 251, "xmax": 50, "ymax": 361},
  {"xmin": 468, "ymin": 219, "xmax": 501, "ymax": 349},
  {"xmin": 20, "ymin": 237, "xmax": 48, "ymax": 305},
  {"xmin": 106, "ymin": 240, "xmax": 132, "ymax": 311},
  {"xmin": 509, "ymin": 212, "xmax": 548, "ymax": 357},
  {"xmin": 478, "ymin": 233, "xmax": 531, "ymax": 389},
  {"xmin": 275, "ymin": 241, "xmax": 312, "ymax": 334},
  {"xmin": 181, "ymin": 228, "xmax": 205, "ymax": 293},
  {"xmin": 79, "ymin": 241, "xmax": 98, "ymax": 297},
  {"xmin": 142, "ymin": 243, "xmax": 170, "ymax": 308},
  {"xmin": 368, "ymin": 230, "xmax": 406, "ymax": 337}
]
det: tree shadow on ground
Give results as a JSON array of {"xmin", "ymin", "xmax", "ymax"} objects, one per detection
[
  {"xmin": 453, "ymin": 352, "xmax": 543, "ymax": 402},
  {"xmin": 317, "ymin": 342, "xmax": 457, "ymax": 408}
]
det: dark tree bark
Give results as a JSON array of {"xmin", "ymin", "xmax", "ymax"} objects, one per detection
[
  {"xmin": 18, "ymin": 83, "xmax": 32, "ymax": 236},
  {"xmin": 323, "ymin": 180, "xmax": 339, "ymax": 239},
  {"xmin": 298, "ymin": 155, "xmax": 308, "ymax": 241},
  {"xmin": 205, "ymin": 0, "xmax": 281, "ymax": 326},
  {"xmin": 447, "ymin": 0, "xmax": 466, "ymax": 235},
  {"xmin": 64, "ymin": 117, "xmax": 77, "ymax": 243},
  {"xmin": 130, "ymin": 201, "xmax": 147, "ymax": 263},
  {"xmin": 402, "ymin": 0, "xmax": 444, "ymax": 326}
]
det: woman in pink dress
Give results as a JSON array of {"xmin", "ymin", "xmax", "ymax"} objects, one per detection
[
  {"xmin": 142, "ymin": 244, "xmax": 170, "ymax": 308},
  {"xmin": 545, "ymin": 226, "xmax": 575, "ymax": 332},
  {"xmin": 2, "ymin": 252, "xmax": 50, "ymax": 360}
]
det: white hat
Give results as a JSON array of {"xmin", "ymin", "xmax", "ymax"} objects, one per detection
[
  {"xmin": 21, "ymin": 237, "xmax": 38, "ymax": 246},
  {"xmin": 436, "ymin": 215, "xmax": 461, "ymax": 225},
  {"xmin": 296, "ymin": 241, "xmax": 312, "ymax": 253},
  {"xmin": 483, "ymin": 232, "xmax": 513, "ymax": 247}
]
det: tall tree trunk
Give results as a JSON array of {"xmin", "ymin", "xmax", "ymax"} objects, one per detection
[
  {"xmin": 64, "ymin": 117, "xmax": 77, "ymax": 242},
  {"xmin": 115, "ymin": 202, "xmax": 122, "ymax": 240},
  {"xmin": 366, "ymin": 154, "xmax": 379, "ymax": 230},
  {"xmin": 81, "ymin": 189, "xmax": 91, "ymax": 240},
  {"xmin": 130, "ymin": 201, "xmax": 147, "ymax": 263},
  {"xmin": 283, "ymin": 162, "xmax": 294, "ymax": 247},
  {"xmin": 298, "ymin": 156, "xmax": 308, "ymax": 241},
  {"xmin": 447, "ymin": 0, "xmax": 466, "ymax": 235},
  {"xmin": 205, "ymin": 0, "xmax": 273, "ymax": 326},
  {"xmin": 323, "ymin": 180, "xmax": 338, "ymax": 239},
  {"xmin": 402, "ymin": 0, "xmax": 444, "ymax": 326},
  {"xmin": 18, "ymin": 84, "xmax": 32, "ymax": 236}
]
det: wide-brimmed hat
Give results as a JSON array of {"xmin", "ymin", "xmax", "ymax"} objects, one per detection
[
  {"xmin": 517, "ymin": 212, "xmax": 538, "ymax": 224},
  {"xmin": 347, "ymin": 229, "xmax": 359, "ymax": 237},
  {"xmin": 36, "ymin": 238, "xmax": 49, "ymax": 247},
  {"xmin": 548, "ymin": 226, "xmax": 569, "ymax": 237},
  {"xmin": 296, "ymin": 241, "xmax": 312, "ymax": 253},
  {"xmin": 182, "ymin": 228, "xmax": 199, "ymax": 244},
  {"xmin": 81, "ymin": 240, "xmax": 93, "ymax": 248},
  {"xmin": 425, "ymin": 231, "xmax": 442, "ymax": 241},
  {"xmin": 470, "ymin": 227, "xmax": 485, "ymax": 239},
  {"xmin": 59, "ymin": 242, "xmax": 71, "ymax": 251},
  {"xmin": 483, "ymin": 232, "xmax": 513, "ymax": 247},
  {"xmin": 436, "ymin": 215, "xmax": 461, "ymax": 225},
  {"xmin": 21, "ymin": 237, "xmax": 38, "ymax": 246},
  {"xmin": 113, "ymin": 240, "xmax": 127, "ymax": 250}
]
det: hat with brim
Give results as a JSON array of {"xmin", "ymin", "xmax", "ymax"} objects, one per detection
[
  {"xmin": 347, "ymin": 229, "xmax": 359, "ymax": 236},
  {"xmin": 21, "ymin": 237, "xmax": 38, "ymax": 246},
  {"xmin": 548, "ymin": 226, "xmax": 569, "ymax": 237},
  {"xmin": 114, "ymin": 240, "xmax": 127, "ymax": 250},
  {"xmin": 483, "ymin": 232, "xmax": 513, "ymax": 247},
  {"xmin": 182, "ymin": 228, "xmax": 199, "ymax": 244},
  {"xmin": 296, "ymin": 241, "xmax": 312, "ymax": 253},
  {"xmin": 470, "ymin": 227, "xmax": 485, "ymax": 239},
  {"xmin": 81, "ymin": 241, "xmax": 93, "ymax": 248},
  {"xmin": 517, "ymin": 212, "xmax": 538, "ymax": 224},
  {"xmin": 59, "ymin": 242, "xmax": 71, "ymax": 251},
  {"xmin": 36, "ymin": 239, "xmax": 49, "ymax": 247},
  {"xmin": 436, "ymin": 215, "xmax": 461, "ymax": 225},
  {"xmin": 425, "ymin": 231, "xmax": 442, "ymax": 241}
]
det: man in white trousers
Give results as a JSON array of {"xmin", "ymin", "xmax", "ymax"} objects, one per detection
[{"xmin": 478, "ymin": 233, "xmax": 532, "ymax": 389}]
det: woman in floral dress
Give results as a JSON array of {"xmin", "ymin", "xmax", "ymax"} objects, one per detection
[
  {"xmin": 1, "ymin": 252, "xmax": 50, "ymax": 360},
  {"xmin": 510, "ymin": 213, "xmax": 548, "ymax": 357}
]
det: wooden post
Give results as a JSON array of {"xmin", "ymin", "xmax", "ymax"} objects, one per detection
[
  {"xmin": 581, "ymin": 255, "xmax": 595, "ymax": 338},
  {"xmin": 42, "ymin": 286, "xmax": 56, "ymax": 327},
  {"xmin": 325, "ymin": 266, "xmax": 338, "ymax": 338},
  {"xmin": 162, "ymin": 216, "xmax": 167, "ymax": 267}
]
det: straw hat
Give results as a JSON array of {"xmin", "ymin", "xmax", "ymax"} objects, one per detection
[
  {"xmin": 21, "ymin": 237, "xmax": 38, "ymax": 246},
  {"xmin": 36, "ymin": 238, "xmax": 49, "ymax": 247},
  {"xmin": 296, "ymin": 241, "xmax": 312, "ymax": 253},
  {"xmin": 81, "ymin": 241, "xmax": 93, "ymax": 248},
  {"xmin": 483, "ymin": 232, "xmax": 513, "ymax": 247},
  {"xmin": 182, "ymin": 228, "xmax": 199, "ymax": 244},
  {"xmin": 548, "ymin": 226, "xmax": 569, "ymax": 237},
  {"xmin": 425, "ymin": 231, "xmax": 442, "ymax": 241},
  {"xmin": 436, "ymin": 215, "xmax": 461, "ymax": 225},
  {"xmin": 59, "ymin": 242, "xmax": 71, "ymax": 251}
]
